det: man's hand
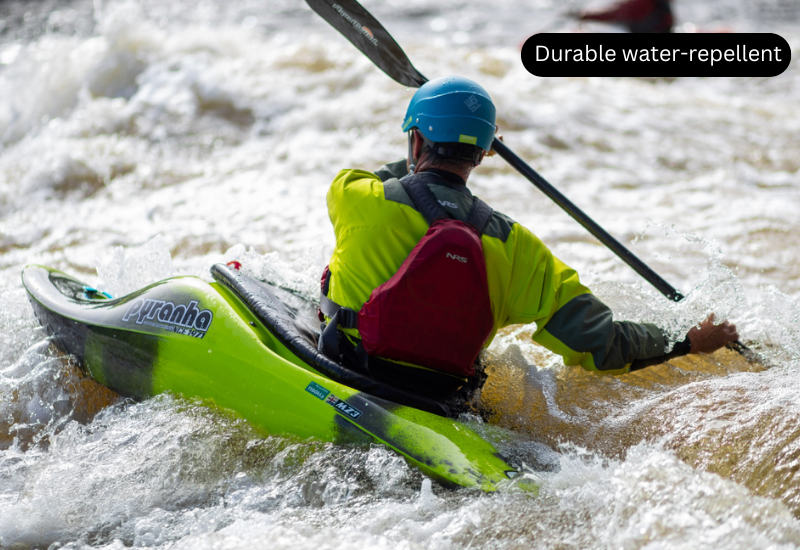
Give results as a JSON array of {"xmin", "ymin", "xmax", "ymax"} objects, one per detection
[
  {"xmin": 486, "ymin": 126, "xmax": 503, "ymax": 158},
  {"xmin": 687, "ymin": 314, "xmax": 739, "ymax": 354}
]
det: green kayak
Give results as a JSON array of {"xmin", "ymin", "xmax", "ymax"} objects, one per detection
[{"xmin": 22, "ymin": 263, "xmax": 535, "ymax": 493}]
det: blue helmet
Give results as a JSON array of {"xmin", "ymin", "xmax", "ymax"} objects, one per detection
[{"xmin": 402, "ymin": 76, "xmax": 496, "ymax": 152}]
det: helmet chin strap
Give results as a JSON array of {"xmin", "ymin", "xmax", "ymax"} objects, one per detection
[
  {"xmin": 408, "ymin": 131, "xmax": 436, "ymax": 174},
  {"xmin": 407, "ymin": 131, "xmax": 417, "ymax": 174}
]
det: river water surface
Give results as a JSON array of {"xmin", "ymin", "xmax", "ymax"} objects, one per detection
[{"xmin": 0, "ymin": 0, "xmax": 799, "ymax": 548}]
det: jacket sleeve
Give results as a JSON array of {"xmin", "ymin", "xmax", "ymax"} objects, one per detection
[
  {"xmin": 504, "ymin": 224, "xmax": 672, "ymax": 374},
  {"xmin": 534, "ymin": 293, "xmax": 669, "ymax": 374}
]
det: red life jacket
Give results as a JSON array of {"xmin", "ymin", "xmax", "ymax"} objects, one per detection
[{"xmin": 319, "ymin": 174, "xmax": 495, "ymax": 378}]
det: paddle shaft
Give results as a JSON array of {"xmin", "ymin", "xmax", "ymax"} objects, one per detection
[{"xmin": 304, "ymin": 0, "xmax": 683, "ymax": 301}]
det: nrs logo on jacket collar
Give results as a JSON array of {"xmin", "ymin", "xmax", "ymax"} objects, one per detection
[{"xmin": 122, "ymin": 298, "xmax": 214, "ymax": 338}]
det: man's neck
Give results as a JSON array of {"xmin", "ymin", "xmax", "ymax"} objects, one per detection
[
  {"xmin": 414, "ymin": 160, "xmax": 471, "ymax": 184},
  {"xmin": 423, "ymin": 168, "xmax": 467, "ymax": 186}
]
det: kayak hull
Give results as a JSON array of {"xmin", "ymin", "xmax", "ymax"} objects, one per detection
[{"xmin": 23, "ymin": 265, "xmax": 533, "ymax": 492}]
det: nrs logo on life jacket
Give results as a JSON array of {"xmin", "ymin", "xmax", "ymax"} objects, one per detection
[
  {"xmin": 446, "ymin": 252, "xmax": 467, "ymax": 263},
  {"xmin": 122, "ymin": 298, "xmax": 214, "ymax": 338}
]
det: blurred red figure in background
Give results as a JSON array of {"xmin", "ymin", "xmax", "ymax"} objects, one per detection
[{"xmin": 574, "ymin": 0, "xmax": 674, "ymax": 33}]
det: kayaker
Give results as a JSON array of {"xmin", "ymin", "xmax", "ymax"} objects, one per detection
[
  {"xmin": 571, "ymin": 0, "xmax": 674, "ymax": 33},
  {"xmin": 319, "ymin": 75, "xmax": 737, "ymax": 401}
]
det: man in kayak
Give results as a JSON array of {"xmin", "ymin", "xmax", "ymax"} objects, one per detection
[
  {"xmin": 319, "ymin": 75, "xmax": 737, "ymax": 401},
  {"xmin": 571, "ymin": 0, "xmax": 674, "ymax": 33}
]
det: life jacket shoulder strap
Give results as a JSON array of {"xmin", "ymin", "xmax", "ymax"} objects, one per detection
[
  {"xmin": 466, "ymin": 197, "xmax": 493, "ymax": 236},
  {"xmin": 399, "ymin": 175, "xmax": 448, "ymax": 225}
]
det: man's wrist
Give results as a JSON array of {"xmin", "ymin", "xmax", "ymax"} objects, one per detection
[
  {"xmin": 629, "ymin": 335, "xmax": 692, "ymax": 372},
  {"xmin": 672, "ymin": 336, "xmax": 692, "ymax": 356}
]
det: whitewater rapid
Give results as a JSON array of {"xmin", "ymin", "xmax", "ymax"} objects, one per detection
[{"xmin": 0, "ymin": 0, "xmax": 799, "ymax": 548}]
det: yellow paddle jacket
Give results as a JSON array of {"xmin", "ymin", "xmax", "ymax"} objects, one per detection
[{"xmin": 325, "ymin": 159, "xmax": 667, "ymax": 374}]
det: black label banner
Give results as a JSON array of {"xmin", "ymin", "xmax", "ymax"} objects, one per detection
[{"xmin": 521, "ymin": 33, "xmax": 791, "ymax": 77}]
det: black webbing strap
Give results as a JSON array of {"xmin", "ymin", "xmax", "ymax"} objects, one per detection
[
  {"xmin": 318, "ymin": 308, "xmax": 369, "ymax": 373},
  {"xmin": 319, "ymin": 291, "xmax": 356, "ymax": 325},
  {"xmin": 318, "ymin": 268, "xmax": 360, "ymax": 361},
  {"xmin": 399, "ymin": 175, "xmax": 448, "ymax": 225},
  {"xmin": 318, "ymin": 309, "xmax": 350, "ymax": 362},
  {"xmin": 465, "ymin": 197, "xmax": 493, "ymax": 236}
]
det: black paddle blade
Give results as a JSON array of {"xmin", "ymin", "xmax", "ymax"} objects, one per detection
[{"xmin": 305, "ymin": 0, "xmax": 428, "ymax": 88}]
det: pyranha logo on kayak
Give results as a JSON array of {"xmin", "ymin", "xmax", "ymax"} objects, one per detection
[
  {"xmin": 122, "ymin": 298, "xmax": 214, "ymax": 339},
  {"xmin": 331, "ymin": 4, "xmax": 378, "ymax": 47}
]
